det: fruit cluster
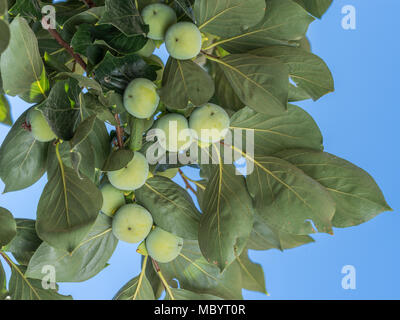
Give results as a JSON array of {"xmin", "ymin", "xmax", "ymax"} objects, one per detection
[{"xmin": 23, "ymin": 3, "xmax": 231, "ymax": 264}]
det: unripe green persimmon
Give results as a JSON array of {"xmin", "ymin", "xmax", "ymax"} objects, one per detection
[
  {"xmin": 100, "ymin": 183, "xmax": 126, "ymax": 217},
  {"xmin": 136, "ymin": 39, "xmax": 156, "ymax": 57},
  {"xmin": 142, "ymin": 3, "xmax": 177, "ymax": 40},
  {"xmin": 189, "ymin": 103, "xmax": 230, "ymax": 143},
  {"xmin": 123, "ymin": 78, "xmax": 160, "ymax": 119},
  {"xmin": 155, "ymin": 113, "xmax": 192, "ymax": 152},
  {"xmin": 108, "ymin": 152, "xmax": 149, "ymax": 191},
  {"xmin": 165, "ymin": 22, "xmax": 202, "ymax": 60},
  {"xmin": 112, "ymin": 204, "xmax": 153, "ymax": 243},
  {"xmin": 27, "ymin": 109, "xmax": 56, "ymax": 142},
  {"xmin": 146, "ymin": 227, "xmax": 183, "ymax": 263}
]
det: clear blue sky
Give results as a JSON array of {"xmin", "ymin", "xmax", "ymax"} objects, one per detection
[{"xmin": 0, "ymin": 0, "xmax": 399, "ymax": 299}]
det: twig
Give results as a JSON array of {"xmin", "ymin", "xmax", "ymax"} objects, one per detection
[
  {"xmin": 114, "ymin": 114, "xmax": 124, "ymax": 149},
  {"xmin": 81, "ymin": 0, "xmax": 95, "ymax": 8},
  {"xmin": 178, "ymin": 169, "xmax": 196, "ymax": 194},
  {"xmin": 48, "ymin": 28, "xmax": 87, "ymax": 71}
]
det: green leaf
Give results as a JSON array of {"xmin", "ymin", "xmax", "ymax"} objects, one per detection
[
  {"xmin": 114, "ymin": 272, "xmax": 155, "ymax": 300},
  {"xmin": 247, "ymin": 213, "xmax": 314, "ymax": 251},
  {"xmin": 294, "ymin": 0, "xmax": 333, "ymax": 18},
  {"xmin": 85, "ymin": 115, "xmax": 111, "ymax": 169},
  {"xmin": 161, "ymin": 57, "xmax": 215, "ymax": 109},
  {"xmin": 26, "ymin": 214, "xmax": 118, "ymax": 282},
  {"xmin": 0, "ymin": 19, "xmax": 10, "ymax": 54},
  {"xmin": 128, "ymin": 117, "xmax": 145, "ymax": 151},
  {"xmin": 56, "ymin": 73, "xmax": 103, "ymax": 93},
  {"xmin": 246, "ymin": 155, "xmax": 335, "ymax": 235},
  {"xmin": 229, "ymin": 104, "xmax": 323, "ymax": 156},
  {"xmin": 214, "ymin": 66, "xmax": 244, "ymax": 111},
  {"xmin": 0, "ymin": 108, "xmax": 48, "ymax": 193},
  {"xmin": 102, "ymin": 149, "xmax": 134, "ymax": 172},
  {"xmin": 0, "ymin": 94, "xmax": 12, "ymax": 125},
  {"xmin": 99, "ymin": 0, "xmax": 147, "ymax": 36},
  {"xmin": 38, "ymin": 79, "xmax": 81, "ymax": 141},
  {"xmin": 36, "ymin": 165, "xmax": 102, "ymax": 252},
  {"xmin": 166, "ymin": 288, "xmax": 223, "ymax": 300},
  {"xmin": 70, "ymin": 115, "xmax": 97, "ymax": 151},
  {"xmin": 0, "ymin": 0, "xmax": 7, "ymax": 15},
  {"xmin": 236, "ymin": 249, "xmax": 266, "ymax": 294},
  {"xmin": 0, "ymin": 261, "xmax": 7, "ymax": 299},
  {"xmin": 9, "ymin": 265, "xmax": 72, "ymax": 300},
  {"xmin": 82, "ymin": 92, "xmax": 118, "ymax": 126},
  {"xmin": 174, "ymin": 0, "xmax": 195, "ymax": 22},
  {"xmin": 135, "ymin": 176, "xmax": 201, "ymax": 240},
  {"xmin": 0, "ymin": 17, "xmax": 48, "ymax": 102},
  {"xmin": 217, "ymin": 0, "xmax": 314, "ymax": 53},
  {"xmin": 93, "ymin": 52, "xmax": 157, "ymax": 94},
  {"xmin": 92, "ymin": 24, "xmax": 147, "ymax": 55},
  {"xmin": 4, "ymin": 219, "xmax": 42, "ymax": 266},
  {"xmin": 62, "ymin": 7, "xmax": 105, "ymax": 41},
  {"xmin": 251, "ymin": 46, "xmax": 334, "ymax": 101},
  {"xmin": 195, "ymin": 0, "xmax": 266, "ymax": 38},
  {"xmin": 159, "ymin": 240, "xmax": 243, "ymax": 299},
  {"xmin": 9, "ymin": 0, "xmax": 41, "ymax": 20},
  {"xmin": 47, "ymin": 140, "xmax": 96, "ymax": 183},
  {"xmin": 214, "ymin": 54, "xmax": 289, "ymax": 115},
  {"xmin": 275, "ymin": 149, "xmax": 393, "ymax": 228},
  {"xmin": 199, "ymin": 163, "xmax": 254, "ymax": 271},
  {"xmin": 0, "ymin": 207, "xmax": 16, "ymax": 247}
]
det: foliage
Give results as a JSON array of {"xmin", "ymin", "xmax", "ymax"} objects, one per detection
[{"xmin": 0, "ymin": 0, "xmax": 391, "ymax": 301}]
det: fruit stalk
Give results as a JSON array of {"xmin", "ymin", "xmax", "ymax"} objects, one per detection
[{"xmin": 151, "ymin": 258, "xmax": 175, "ymax": 300}]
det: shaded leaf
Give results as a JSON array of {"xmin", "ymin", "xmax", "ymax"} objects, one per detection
[
  {"xmin": 136, "ymin": 176, "xmax": 200, "ymax": 239},
  {"xmin": 70, "ymin": 115, "xmax": 97, "ymax": 150},
  {"xmin": 294, "ymin": 0, "xmax": 333, "ymax": 18},
  {"xmin": 251, "ymin": 46, "xmax": 334, "ymax": 101},
  {"xmin": 236, "ymin": 250, "xmax": 266, "ymax": 294},
  {"xmin": 93, "ymin": 52, "xmax": 157, "ymax": 94},
  {"xmin": 0, "ymin": 207, "xmax": 16, "ymax": 247},
  {"xmin": 216, "ymin": 54, "xmax": 289, "ymax": 115},
  {"xmin": 199, "ymin": 163, "xmax": 254, "ymax": 271},
  {"xmin": 195, "ymin": 0, "xmax": 266, "ymax": 38},
  {"xmin": 38, "ymin": 79, "xmax": 81, "ymax": 141},
  {"xmin": 0, "ymin": 17, "xmax": 48, "ymax": 102},
  {"xmin": 161, "ymin": 57, "xmax": 215, "ymax": 109},
  {"xmin": 99, "ymin": 0, "xmax": 147, "ymax": 36},
  {"xmin": 247, "ymin": 213, "xmax": 314, "ymax": 251},
  {"xmin": 0, "ymin": 108, "xmax": 48, "ymax": 193},
  {"xmin": 160, "ymin": 240, "xmax": 243, "ymax": 299},
  {"xmin": 276, "ymin": 149, "xmax": 393, "ymax": 228},
  {"xmin": 0, "ymin": 261, "xmax": 7, "ymax": 299},
  {"xmin": 102, "ymin": 149, "xmax": 134, "ymax": 172},
  {"xmin": 36, "ymin": 165, "xmax": 102, "ymax": 252},
  {"xmin": 26, "ymin": 214, "xmax": 118, "ymax": 282},
  {"xmin": 9, "ymin": 265, "xmax": 72, "ymax": 300},
  {"xmin": 229, "ymin": 104, "xmax": 323, "ymax": 156},
  {"xmin": 246, "ymin": 155, "xmax": 335, "ymax": 235},
  {"xmin": 218, "ymin": 0, "xmax": 314, "ymax": 53},
  {"xmin": 0, "ymin": 19, "xmax": 10, "ymax": 54},
  {"xmin": 166, "ymin": 288, "xmax": 223, "ymax": 300},
  {"xmin": 5, "ymin": 219, "xmax": 42, "ymax": 266}
]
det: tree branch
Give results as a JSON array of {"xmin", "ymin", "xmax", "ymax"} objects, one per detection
[
  {"xmin": 81, "ymin": 0, "xmax": 96, "ymax": 8},
  {"xmin": 48, "ymin": 28, "xmax": 87, "ymax": 71}
]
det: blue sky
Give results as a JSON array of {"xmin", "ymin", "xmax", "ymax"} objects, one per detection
[{"xmin": 0, "ymin": 0, "xmax": 399, "ymax": 299}]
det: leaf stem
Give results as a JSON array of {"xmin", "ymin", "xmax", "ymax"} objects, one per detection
[
  {"xmin": 178, "ymin": 169, "xmax": 203, "ymax": 191},
  {"xmin": 0, "ymin": 251, "xmax": 12, "ymax": 268},
  {"xmin": 133, "ymin": 255, "xmax": 148, "ymax": 300},
  {"xmin": 47, "ymin": 29, "xmax": 87, "ymax": 71},
  {"xmin": 114, "ymin": 114, "xmax": 124, "ymax": 149},
  {"xmin": 152, "ymin": 259, "xmax": 175, "ymax": 300}
]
